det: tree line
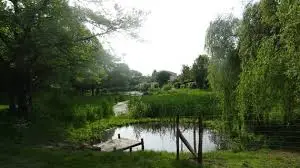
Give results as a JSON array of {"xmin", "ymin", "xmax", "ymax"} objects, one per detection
[
  {"xmin": 0, "ymin": 0, "xmax": 146, "ymax": 118},
  {"xmin": 176, "ymin": 55, "xmax": 209, "ymax": 89}
]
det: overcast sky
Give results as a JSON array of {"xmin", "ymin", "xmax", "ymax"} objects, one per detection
[{"xmin": 101, "ymin": 0, "xmax": 250, "ymax": 75}]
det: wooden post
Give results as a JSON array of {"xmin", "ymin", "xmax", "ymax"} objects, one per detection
[
  {"xmin": 197, "ymin": 115, "xmax": 203, "ymax": 165},
  {"xmin": 181, "ymin": 141, "xmax": 183, "ymax": 152},
  {"xmin": 193, "ymin": 119, "xmax": 197, "ymax": 154},
  {"xmin": 141, "ymin": 138, "xmax": 144, "ymax": 151},
  {"xmin": 118, "ymin": 134, "xmax": 120, "ymax": 139},
  {"xmin": 178, "ymin": 129, "xmax": 197, "ymax": 158},
  {"xmin": 129, "ymin": 147, "xmax": 132, "ymax": 152},
  {"xmin": 176, "ymin": 115, "xmax": 179, "ymax": 160}
]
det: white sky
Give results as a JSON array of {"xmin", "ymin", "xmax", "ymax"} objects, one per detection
[{"xmin": 102, "ymin": 0, "xmax": 250, "ymax": 75}]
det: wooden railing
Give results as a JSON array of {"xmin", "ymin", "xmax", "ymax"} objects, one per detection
[{"xmin": 176, "ymin": 115, "xmax": 203, "ymax": 165}]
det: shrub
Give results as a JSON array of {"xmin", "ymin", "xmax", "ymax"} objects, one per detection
[
  {"xmin": 162, "ymin": 84, "xmax": 172, "ymax": 91},
  {"xmin": 151, "ymin": 82, "xmax": 159, "ymax": 89},
  {"xmin": 173, "ymin": 82, "xmax": 181, "ymax": 89},
  {"xmin": 187, "ymin": 82, "xmax": 197, "ymax": 89},
  {"xmin": 138, "ymin": 83, "xmax": 151, "ymax": 92}
]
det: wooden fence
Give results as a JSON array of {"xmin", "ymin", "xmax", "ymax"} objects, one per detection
[{"xmin": 176, "ymin": 115, "xmax": 203, "ymax": 165}]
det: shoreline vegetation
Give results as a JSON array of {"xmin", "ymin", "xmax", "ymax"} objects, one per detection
[{"xmin": 0, "ymin": 89, "xmax": 299, "ymax": 167}]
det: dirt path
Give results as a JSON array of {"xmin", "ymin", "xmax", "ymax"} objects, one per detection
[{"xmin": 113, "ymin": 101, "xmax": 129, "ymax": 116}]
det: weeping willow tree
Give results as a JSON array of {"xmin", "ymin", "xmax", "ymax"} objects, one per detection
[
  {"xmin": 237, "ymin": 0, "xmax": 300, "ymax": 132},
  {"xmin": 205, "ymin": 15, "xmax": 241, "ymax": 134},
  {"xmin": 206, "ymin": 0, "xmax": 300, "ymax": 147}
]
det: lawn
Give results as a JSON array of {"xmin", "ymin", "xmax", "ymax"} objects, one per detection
[{"xmin": 0, "ymin": 145, "xmax": 298, "ymax": 168}]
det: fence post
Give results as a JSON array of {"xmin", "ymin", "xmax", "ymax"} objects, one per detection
[
  {"xmin": 176, "ymin": 115, "xmax": 179, "ymax": 160},
  {"xmin": 141, "ymin": 138, "xmax": 144, "ymax": 151},
  {"xmin": 197, "ymin": 115, "xmax": 203, "ymax": 165},
  {"xmin": 193, "ymin": 119, "xmax": 197, "ymax": 154}
]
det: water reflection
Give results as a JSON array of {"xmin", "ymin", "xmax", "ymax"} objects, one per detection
[{"xmin": 100, "ymin": 122, "xmax": 224, "ymax": 152}]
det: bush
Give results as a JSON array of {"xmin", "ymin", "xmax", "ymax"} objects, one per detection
[
  {"xmin": 173, "ymin": 82, "xmax": 181, "ymax": 89},
  {"xmin": 162, "ymin": 84, "xmax": 172, "ymax": 91},
  {"xmin": 151, "ymin": 82, "xmax": 159, "ymax": 89},
  {"xmin": 187, "ymin": 82, "xmax": 197, "ymax": 89},
  {"xmin": 138, "ymin": 83, "xmax": 151, "ymax": 92}
]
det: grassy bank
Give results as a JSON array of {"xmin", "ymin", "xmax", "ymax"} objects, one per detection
[
  {"xmin": 129, "ymin": 89, "xmax": 219, "ymax": 119},
  {"xmin": 32, "ymin": 92, "xmax": 120, "ymax": 126},
  {"xmin": 0, "ymin": 145, "xmax": 298, "ymax": 168},
  {"xmin": 0, "ymin": 93, "xmax": 128, "ymax": 145}
]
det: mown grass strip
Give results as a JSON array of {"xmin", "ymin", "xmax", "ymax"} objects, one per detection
[{"xmin": 0, "ymin": 145, "xmax": 298, "ymax": 168}]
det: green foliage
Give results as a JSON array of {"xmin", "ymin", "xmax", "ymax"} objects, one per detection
[
  {"xmin": 137, "ymin": 82, "xmax": 151, "ymax": 92},
  {"xmin": 128, "ymin": 89, "xmax": 219, "ymax": 118},
  {"xmin": 237, "ymin": 0, "xmax": 300, "ymax": 129},
  {"xmin": 177, "ymin": 55, "xmax": 209, "ymax": 89},
  {"xmin": 173, "ymin": 82, "xmax": 181, "ymax": 89},
  {"xmin": 1, "ymin": 145, "xmax": 299, "ymax": 168},
  {"xmin": 186, "ymin": 82, "xmax": 197, "ymax": 89},
  {"xmin": 155, "ymin": 71, "xmax": 172, "ymax": 87},
  {"xmin": 0, "ymin": 0, "xmax": 146, "ymax": 118},
  {"xmin": 32, "ymin": 92, "xmax": 115, "ymax": 127},
  {"xmin": 191, "ymin": 54, "xmax": 209, "ymax": 88},
  {"xmin": 102, "ymin": 63, "xmax": 131, "ymax": 91},
  {"xmin": 162, "ymin": 84, "xmax": 173, "ymax": 91},
  {"xmin": 206, "ymin": 0, "xmax": 300, "ymax": 150},
  {"xmin": 206, "ymin": 15, "xmax": 241, "ymax": 133},
  {"xmin": 178, "ymin": 65, "xmax": 192, "ymax": 83}
]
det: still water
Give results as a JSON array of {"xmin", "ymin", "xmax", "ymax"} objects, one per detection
[{"xmin": 101, "ymin": 122, "xmax": 222, "ymax": 152}]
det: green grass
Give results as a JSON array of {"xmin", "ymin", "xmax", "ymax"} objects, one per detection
[
  {"xmin": 204, "ymin": 149, "xmax": 300, "ymax": 167},
  {"xmin": 0, "ymin": 145, "xmax": 298, "ymax": 168},
  {"xmin": 32, "ymin": 92, "xmax": 118, "ymax": 126},
  {"xmin": 129, "ymin": 89, "xmax": 219, "ymax": 119}
]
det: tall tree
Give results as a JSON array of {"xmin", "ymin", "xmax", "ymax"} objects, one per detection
[
  {"xmin": 155, "ymin": 71, "xmax": 171, "ymax": 87},
  {"xmin": 237, "ymin": 0, "xmax": 300, "ymax": 127},
  {"xmin": 191, "ymin": 54, "xmax": 209, "ymax": 89},
  {"xmin": 205, "ymin": 15, "xmax": 240, "ymax": 131},
  {"xmin": 102, "ymin": 63, "xmax": 131, "ymax": 91},
  {"xmin": 179, "ymin": 65, "xmax": 192, "ymax": 83}
]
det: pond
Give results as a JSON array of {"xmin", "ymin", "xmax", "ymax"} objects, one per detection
[{"xmin": 100, "ymin": 122, "xmax": 224, "ymax": 152}]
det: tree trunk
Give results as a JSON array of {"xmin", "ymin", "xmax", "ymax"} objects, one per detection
[
  {"xmin": 15, "ymin": 70, "xmax": 33, "ymax": 119},
  {"xmin": 91, "ymin": 88, "xmax": 95, "ymax": 96},
  {"xmin": 9, "ymin": 92, "xmax": 17, "ymax": 114}
]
